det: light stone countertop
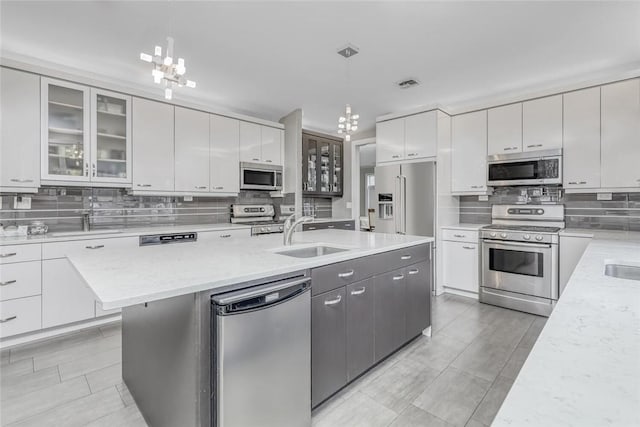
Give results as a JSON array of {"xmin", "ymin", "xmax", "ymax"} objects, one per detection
[
  {"xmin": 0, "ymin": 223, "xmax": 252, "ymax": 246},
  {"xmin": 440, "ymin": 223, "xmax": 488, "ymax": 232},
  {"xmin": 308, "ymin": 217, "xmax": 355, "ymax": 223},
  {"xmin": 560, "ymin": 228, "xmax": 640, "ymax": 241},
  {"xmin": 493, "ymin": 236, "xmax": 640, "ymax": 427},
  {"xmin": 67, "ymin": 230, "xmax": 433, "ymax": 310}
]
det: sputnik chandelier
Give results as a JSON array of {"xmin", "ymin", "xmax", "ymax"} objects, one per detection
[
  {"xmin": 338, "ymin": 104, "xmax": 359, "ymax": 142},
  {"xmin": 140, "ymin": 36, "xmax": 196, "ymax": 100}
]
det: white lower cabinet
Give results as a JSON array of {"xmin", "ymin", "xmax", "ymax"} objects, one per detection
[
  {"xmin": 441, "ymin": 228, "xmax": 480, "ymax": 295},
  {"xmin": 42, "ymin": 259, "xmax": 97, "ymax": 328},
  {"xmin": 0, "ymin": 261, "xmax": 42, "ymax": 301},
  {"xmin": 0, "ymin": 296, "xmax": 42, "ymax": 338}
]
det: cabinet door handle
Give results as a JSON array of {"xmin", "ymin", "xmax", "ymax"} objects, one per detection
[
  {"xmin": 327, "ymin": 225, "xmax": 335, "ymax": 229},
  {"xmin": 393, "ymin": 274, "xmax": 405, "ymax": 281},
  {"xmin": 0, "ymin": 316, "xmax": 17, "ymax": 323},
  {"xmin": 503, "ymin": 147, "xmax": 512, "ymax": 151},
  {"xmin": 408, "ymin": 269, "xmax": 419, "ymax": 275},
  {"xmin": 136, "ymin": 184, "xmax": 152, "ymax": 187},
  {"xmin": 85, "ymin": 245, "xmax": 105, "ymax": 249},
  {"xmin": 462, "ymin": 245, "xmax": 475, "ymax": 250},
  {"xmin": 453, "ymin": 234, "xmax": 466, "ymax": 238},
  {"xmin": 324, "ymin": 295, "xmax": 342, "ymax": 306},
  {"xmin": 338, "ymin": 270, "xmax": 355, "ymax": 278},
  {"xmin": 252, "ymin": 158, "xmax": 260, "ymax": 161},
  {"xmin": 350, "ymin": 287, "xmax": 366, "ymax": 296},
  {"xmin": 400, "ymin": 255, "xmax": 412, "ymax": 260},
  {"xmin": 392, "ymin": 155, "xmax": 400, "ymax": 159},
  {"xmin": 195, "ymin": 186, "xmax": 207, "ymax": 189},
  {"xmin": 568, "ymin": 181, "xmax": 577, "ymax": 185},
  {"xmin": 407, "ymin": 152, "xmax": 418, "ymax": 157},
  {"xmin": 0, "ymin": 280, "xmax": 17, "ymax": 286},
  {"xmin": 84, "ymin": 162, "xmax": 89, "ymax": 176},
  {"xmin": 0, "ymin": 253, "xmax": 17, "ymax": 258},
  {"xmin": 265, "ymin": 159, "xmax": 273, "ymax": 163},
  {"xmin": 10, "ymin": 178, "xmax": 34, "ymax": 183},
  {"xmin": 579, "ymin": 181, "xmax": 587, "ymax": 185},
  {"xmin": 219, "ymin": 234, "xmax": 231, "ymax": 238},
  {"xmin": 526, "ymin": 144, "xmax": 544, "ymax": 148},
  {"xmin": 214, "ymin": 186, "xmax": 224, "ymax": 190},
  {"xmin": 307, "ymin": 226, "xmax": 317, "ymax": 230},
  {"xmin": 92, "ymin": 163, "xmax": 96, "ymax": 177}
]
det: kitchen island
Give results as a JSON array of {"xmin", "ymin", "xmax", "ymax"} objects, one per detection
[
  {"xmin": 67, "ymin": 230, "xmax": 434, "ymax": 427},
  {"xmin": 493, "ymin": 234, "xmax": 640, "ymax": 427}
]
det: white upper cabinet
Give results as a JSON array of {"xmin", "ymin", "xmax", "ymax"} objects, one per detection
[
  {"xmin": 601, "ymin": 78, "xmax": 640, "ymax": 189},
  {"xmin": 376, "ymin": 118, "xmax": 404, "ymax": 163},
  {"xmin": 210, "ymin": 115, "xmax": 240, "ymax": 194},
  {"xmin": 90, "ymin": 89, "xmax": 131, "ymax": 185},
  {"xmin": 174, "ymin": 107, "xmax": 210, "ymax": 193},
  {"xmin": 260, "ymin": 126, "xmax": 282, "ymax": 165},
  {"xmin": 376, "ymin": 111, "xmax": 437, "ymax": 164},
  {"xmin": 239, "ymin": 121, "xmax": 261, "ymax": 163},
  {"xmin": 132, "ymin": 98, "xmax": 175, "ymax": 192},
  {"xmin": 404, "ymin": 111, "xmax": 437, "ymax": 160},
  {"xmin": 563, "ymin": 87, "xmax": 601, "ymax": 189},
  {"xmin": 488, "ymin": 103, "xmax": 522, "ymax": 155},
  {"xmin": 452, "ymin": 110, "xmax": 488, "ymax": 193},
  {"xmin": 522, "ymin": 95, "xmax": 563, "ymax": 152},
  {"xmin": 41, "ymin": 78, "xmax": 91, "ymax": 182},
  {"xmin": 1, "ymin": 68, "xmax": 40, "ymax": 192}
]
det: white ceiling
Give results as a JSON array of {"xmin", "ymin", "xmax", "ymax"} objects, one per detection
[{"xmin": 2, "ymin": 1, "xmax": 640, "ymax": 136}]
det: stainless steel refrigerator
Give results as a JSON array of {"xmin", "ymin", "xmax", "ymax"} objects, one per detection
[{"xmin": 374, "ymin": 162, "xmax": 436, "ymax": 237}]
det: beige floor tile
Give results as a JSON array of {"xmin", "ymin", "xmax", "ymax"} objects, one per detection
[
  {"xmin": 450, "ymin": 339, "xmax": 513, "ymax": 383},
  {"xmin": 437, "ymin": 315, "xmax": 494, "ymax": 344},
  {"xmin": 518, "ymin": 316, "xmax": 547, "ymax": 349},
  {"xmin": 404, "ymin": 333, "xmax": 468, "ymax": 372},
  {"xmin": 98, "ymin": 322, "xmax": 121, "ymax": 338},
  {"xmin": 116, "ymin": 382, "xmax": 136, "ymax": 407},
  {"xmin": 0, "ymin": 358, "xmax": 33, "ymax": 380},
  {"xmin": 33, "ymin": 334, "xmax": 120, "ymax": 372},
  {"xmin": 1, "ymin": 366, "xmax": 60, "ymax": 402},
  {"xmin": 389, "ymin": 404, "xmax": 454, "ymax": 427},
  {"xmin": 85, "ymin": 363, "xmax": 122, "ymax": 393},
  {"xmin": 313, "ymin": 391, "xmax": 398, "ymax": 427},
  {"xmin": 499, "ymin": 346, "xmax": 531, "ymax": 380},
  {"xmin": 10, "ymin": 329, "xmax": 103, "ymax": 364},
  {"xmin": 85, "ymin": 404, "xmax": 148, "ymax": 427},
  {"xmin": 1, "ymin": 376, "xmax": 90, "ymax": 425},
  {"xmin": 58, "ymin": 347, "xmax": 121, "ymax": 381},
  {"xmin": 412, "ymin": 367, "xmax": 491, "ymax": 427},
  {"xmin": 470, "ymin": 376, "xmax": 514, "ymax": 426}
]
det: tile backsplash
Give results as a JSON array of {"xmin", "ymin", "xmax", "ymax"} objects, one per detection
[
  {"xmin": 0, "ymin": 188, "xmax": 294, "ymax": 233},
  {"xmin": 459, "ymin": 187, "xmax": 640, "ymax": 231}
]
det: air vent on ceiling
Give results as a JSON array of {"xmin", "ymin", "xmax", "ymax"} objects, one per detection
[
  {"xmin": 337, "ymin": 44, "xmax": 359, "ymax": 58},
  {"xmin": 397, "ymin": 78, "xmax": 420, "ymax": 89}
]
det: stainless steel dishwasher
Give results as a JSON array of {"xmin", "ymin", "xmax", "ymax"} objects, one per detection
[{"xmin": 212, "ymin": 274, "xmax": 311, "ymax": 427}]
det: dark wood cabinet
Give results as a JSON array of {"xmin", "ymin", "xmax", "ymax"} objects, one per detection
[{"xmin": 303, "ymin": 131, "xmax": 343, "ymax": 197}]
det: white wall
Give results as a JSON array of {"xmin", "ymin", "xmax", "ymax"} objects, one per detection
[{"xmin": 280, "ymin": 109, "xmax": 303, "ymax": 214}]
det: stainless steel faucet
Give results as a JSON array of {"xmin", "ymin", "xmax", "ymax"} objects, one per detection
[
  {"xmin": 283, "ymin": 213, "xmax": 313, "ymax": 246},
  {"xmin": 82, "ymin": 213, "xmax": 91, "ymax": 232}
]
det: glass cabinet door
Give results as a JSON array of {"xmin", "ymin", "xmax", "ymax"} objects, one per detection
[
  {"xmin": 331, "ymin": 142, "xmax": 342, "ymax": 194},
  {"xmin": 303, "ymin": 135, "xmax": 318, "ymax": 193},
  {"xmin": 319, "ymin": 139, "xmax": 331, "ymax": 193},
  {"xmin": 91, "ymin": 89, "xmax": 131, "ymax": 183},
  {"xmin": 42, "ymin": 79, "xmax": 90, "ymax": 181}
]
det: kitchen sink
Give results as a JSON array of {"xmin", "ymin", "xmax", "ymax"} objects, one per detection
[
  {"xmin": 50, "ymin": 230, "xmax": 123, "ymax": 237},
  {"xmin": 604, "ymin": 262, "xmax": 640, "ymax": 281},
  {"xmin": 274, "ymin": 244, "xmax": 349, "ymax": 258}
]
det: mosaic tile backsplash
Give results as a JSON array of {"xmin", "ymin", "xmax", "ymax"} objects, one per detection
[
  {"xmin": 459, "ymin": 187, "xmax": 640, "ymax": 231},
  {"xmin": 0, "ymin": 188, "xmax": 295, "ymax": 233}
]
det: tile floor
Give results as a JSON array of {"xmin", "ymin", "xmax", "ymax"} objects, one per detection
[{"xmin": 0, "ymin": 294, "xmax": 545, "ymax": 426}]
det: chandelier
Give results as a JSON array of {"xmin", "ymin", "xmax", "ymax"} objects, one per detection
[
  {"xmin": 140, "ymin": 37, "xmax": 196, "ymax": 100},
  {"xmin": 338, "ymin": 104, "xmax": 359, "ymax": 142}
]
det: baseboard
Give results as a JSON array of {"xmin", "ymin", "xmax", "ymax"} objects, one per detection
[
  {"xmin": 0, "ymin": 314, "xmax": 121, "ymax": 350},
  {"xmin": 443, "ymin": 287, "xmax": 479, "ymax": 300}
]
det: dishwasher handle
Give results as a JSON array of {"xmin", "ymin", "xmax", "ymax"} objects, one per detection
[{"xmin": 213, "ymin": 276, "xmax": 311, "ymax": 315}]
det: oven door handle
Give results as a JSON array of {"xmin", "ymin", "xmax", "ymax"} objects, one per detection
[{"xmin": 483, "ymin": 239, "xmax": 552, "ymax": 249}]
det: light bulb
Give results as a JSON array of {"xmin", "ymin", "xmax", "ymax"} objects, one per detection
[
  {"xmin": 178, "ymin": 58, "xmax": 185, "ymax": 66},
  {"xmin": 176, "ymin": 65, "xmax": 186, "ymax": 75},
  {"xmin": 339, "ymin": 117, "xmax": 346, "ymax": 123},
  {"xmin": 346, "ymin": 123, "xmax": 351, "ymax": 131},
  {"xmin": 352, "ymin": 126, "xmax": 358, "ymax": 131},
  {"xmin": 154, "ymin": 46, "xmax": 162, "ymax": 56},
  {"xmin": 352, "ymin": 114, "xmax": 359, "ymax": 120},
  {"xmin": 345, "ymin": 134, "xmax": 351, "ymax": 142},
  {"xmin": 140, "ymin": 53, "xmax": 153, "ymax": 62},
  {"xmin": 164, "ymin": 56, "xmax": 173, "ymax": 66},
  {"xmin": 338, "ymin": 124, "xmax": 345, "ymax": 129},
  {"xmin": 346, "ymin": 105, "xmax": 351, "ymax": 114},
  {"xmin": 186, "ymin": 80, "xmax": 196, "ymax": 88},
  {"xmin": 152, "ymin": 69, "xmax": 163, "ymax": 84},
  {"xmin": 338, "ymin": 129, "xmax": 343, "ymax": 134},
  {"xmin": 164, "ymin": 88, "xmax": 172, "ymax": 100}
]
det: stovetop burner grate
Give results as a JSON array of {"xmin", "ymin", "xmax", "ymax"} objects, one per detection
[{"xmin": 482, "ymin": 224, "xmax": 561, "ymax": 233}]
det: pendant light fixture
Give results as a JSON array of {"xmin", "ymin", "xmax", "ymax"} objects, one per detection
[
  {"xmin": 337, "ymin": 44, "xmax": 360, "ymax": 142},
  {"xmin": 140, "ymin": 36, "xmax": 196, "ymax": 100}
]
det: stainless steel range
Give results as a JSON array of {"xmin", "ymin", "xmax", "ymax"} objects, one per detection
[
  {"xmin": 230, "ymin": 204, "xmax": 285, "ymax": 236},
  {"xmin": 480, "ymin": 204, "xmax": 564, "ymax": 317}
]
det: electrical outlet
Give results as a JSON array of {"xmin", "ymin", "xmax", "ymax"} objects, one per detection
[
  {"xmin": 13, "ymin": 196, "xmax": 32, "ymax": 209},
  {"xmin": 183, "ymin": 196, "xmax": 193, "ymax": 202},
  {"xmin": 597, "ymin": 193, "xmax": 613, "ymax": 201},
  {"xmin": 478, "ymin": 195, "xmax": 489, "ymax": 201}
]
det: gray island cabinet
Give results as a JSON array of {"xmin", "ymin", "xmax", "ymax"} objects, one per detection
[{"xmin": 116, "ymin": 241, "xmax": 432, "ymax": 427}]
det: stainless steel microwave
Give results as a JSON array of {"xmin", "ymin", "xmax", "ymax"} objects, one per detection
[
  {"xmin": 240, "ymin": 162, "xmax": 283, "ymax": 191},
  {"xmin": 487, "ymin": 149, "xmax": 562, "ymax": 186}
]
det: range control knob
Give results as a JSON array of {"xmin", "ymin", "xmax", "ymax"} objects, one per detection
[
  {"xmin": 523, "ymin": 234, "xmax": 531, "ymax": 240},
  {"xmin": 278, "ymin": 226, "xmax": 284, "ymax": 232},
  {"xmin": 500, "ymin": 233, "xmax": 508, "ymax": 239},
  {"xmin": 490, "ymin": 232, "xmax": 497, "ymax": 238},
  {"xmin": 535, "ymin": 235, "xmax": 544, "ymax": 241},
  {"xmin": 261, "ymin": 227, "xmax": 269, "ymax": 233},
  {"xmin": 537, "ymin": 209, "xmax": 544, "ymax": 214}
]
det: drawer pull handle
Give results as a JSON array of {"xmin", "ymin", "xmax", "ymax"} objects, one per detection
[
  {"xmin": 0, "ymin": 316, "xmax": 17, "ymax": 323},
  {"xmin": 195, "ymin": 186, "xmax": 207, "ymax": 189},
  {"xmin": 85, "ymin": 245, "xmax": 105, "ymax": 249},
  {"xmin": 462, "ymin": 245, "xmax": 475, "ymax": 250},
  {"xmin": 265, "ymin": 159, "xmax": 273, "ymax": 163},
  {"xmin": 408, "ymin": 269, "xmax": 419, "ymax": 275},
  {"xmin": 10, "ymin": 178, "xmax": 34, "ymax": 183},
  {"xmin": 393, "ymin": 274, "xmax": 405, "ymax": 281},
  {"xmin": 526, "ymin": 144, "xmax": 544, "ymax": 148},
  {"xmin": 453, "ymin": 234, "xmax": 466, "ymax": 238},
  {"xmin": 219, "ymin": 234, "xmax": 231, "ymax": 238},
  {"xmin": 136, "ymin": 184, "xmax": 152, "ymax": 187},
  {"xmin": 214, "ymin": 186, "xmax": 224, "ymax": 190},
  {"xmin": 307, "ymin": 227, "xmax": 317, "ymax": 230},
  {"xmin": 252, "ymin": 158, "xmax": 260, "ymax": 161},
  {"xmin": 338, "ymin": 270, "xmax": 355, "ymax": 278},
  {"xmin": 324, "ymin": 295, "xmax": 342, "ymax": 306},
  {"xmin": 327, "ymin": 225, "xmax": 335, "ymax": 229},
  {"xmin": 400, "ymin": 255, "xmax": 412, "ymax": 260},
  {"xmin": 350, "ymin": 287, "xmax": 366, "ymax": 296},
  {"xmin": 0, "ymin": 280, "xmax": 17, "ymax": 286},
  {"xmin": 0, "ymin": 253, "xmax": 17, "ymax": 258}
]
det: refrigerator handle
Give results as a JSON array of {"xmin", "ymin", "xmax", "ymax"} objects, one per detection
[
  {"xmin": 401, "ymin": 175, "xmax": 407, "ymax": 234},
  {"xmin": 394, "ymin": 175, "xmax": 401, "ymax": 233}
]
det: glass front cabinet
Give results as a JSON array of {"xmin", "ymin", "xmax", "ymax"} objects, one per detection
[
  {"xmin": 41, "ymin": 78, "xmax": 132, "ymax": 185},
  {"xmin": 302, "ymin": 132, "xmax": 343, "ymax": 197}
]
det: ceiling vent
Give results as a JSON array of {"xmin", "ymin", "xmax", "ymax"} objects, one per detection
[
  {"xmin": 396, "ymin": 78, "xmax": 420, "ymax": 89},
  {"xmin": 337, "ymin": 44, "xmax": 359, "ymax": 58}
]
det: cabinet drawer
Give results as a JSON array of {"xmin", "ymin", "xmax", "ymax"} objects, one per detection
[
  {"xmin": 198, "ymin": 229, "xmax": 251, "ymax": 241},
  {"xmin": 43, "ymin": 237, "xmax": 139, "ymax": 259},
  {"xmin": 441, "ymin": 229, "xmax": 479, "ymax": 243},
  {"xmin": 0, "ymin": 244, "xmax": 41, "ymax": 264},
  {"xmin": 0, "ymin": 295, "xmax": 42, "ymax": 338},
  {"xmin": 312, "ymin": 258, "xmax": 373, "ymax": 296},
  {"xmin": 372, "ymin": 244, "xmax": 429, "ymax": 273},
  {"xmin": 0, "ymin": 261, "xmax": 42, "ymax": 301}
]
